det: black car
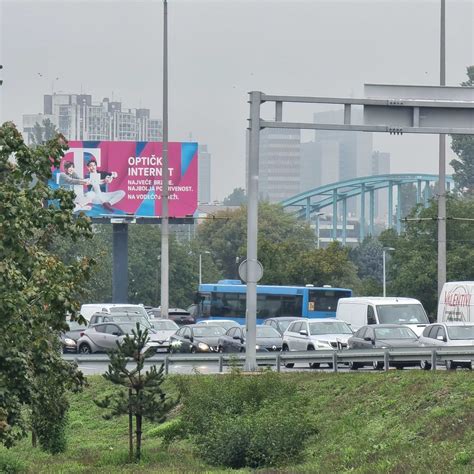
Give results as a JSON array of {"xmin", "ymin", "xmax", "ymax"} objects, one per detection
[
  {"xmin": 347, "ymin": 324, "xmax": 422, "ymax": 370},
  {"xmin": 217, "ymin": 325, "xmax": 283, "ymax": 353},
  {"xmin": 169, "ymin": 324, "xmax": 226, "ymax": 353},
  {"xmin": 61, "ymin": 319, "xmax": 88, "ymax": 353},
  {"xmin": 263, "ymin": 317, "xmax": 301, "ymax": 336},
  {"xmin": 148, "ymin": 307, "xmax": 196, "ymax": 326}
]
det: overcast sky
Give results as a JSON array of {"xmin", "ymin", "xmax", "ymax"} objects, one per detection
[{"xmin": 1, "ymin": 0, "xmax": 473, "ymax": 200}]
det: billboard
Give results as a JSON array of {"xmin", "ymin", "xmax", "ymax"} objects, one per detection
[{"xmin": 49, "ymin": 141, "xmax": 198, "ymax": 218}]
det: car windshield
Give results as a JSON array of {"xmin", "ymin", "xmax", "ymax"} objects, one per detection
[
  {"xmin": 374, "ymin": 327, "xmax": 418, "ymax": 339},
  {"xmin": 201, "ymin": 320, "xmax": 238, "ymax": 330},
  {"xmin": 309, "ymin": 321, "xmax": 352, "ymax": 335},
  {"xmin": 256, "ymin": 326, "xmax": 281, "ymax": 338},
  {"xmin": 376, "ymin": 304, "xmax": 429, "ymax": 324},
  {"xmin": 108, "ymin": 315, "xmax": 153, "ymax": 329},
  {"xmin": 447, "ymin": 325, "xmax": 474, "ymax": 340},
  {"xmin": 276, "ymin": 320, "xmax": 296, "ymax": 332},
  {"xmin": 110, "ymin": 306, "xmax": 149, "ymax": 318},
  {"xmin": 153, "ymin": 320, "xmax": 179, "ymax": 331},
  {"xmin": 193, "ymin": 326, "xmax": 226, "ymax": 337}
]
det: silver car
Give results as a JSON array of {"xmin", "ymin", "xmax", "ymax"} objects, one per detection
[
  {"xmin": 419, "ymin": 322, "xmax": 474, "ymax": 370},
  {"xmin": 282, "ymin": 318, "xmax": 353, "ymax": 368},
  {"xmin": 76, "ymin": 322, "xmax": 172, "ymax": 354}
]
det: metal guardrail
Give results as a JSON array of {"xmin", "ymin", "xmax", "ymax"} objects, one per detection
[{"xmin": 63, "ymin": 346, "xmax": 474, "ymax": 374}]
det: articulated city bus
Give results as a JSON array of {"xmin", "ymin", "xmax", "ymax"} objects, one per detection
[{"xmin": 190, "ymin": 280, "xmax": 352, "ymax": 325}]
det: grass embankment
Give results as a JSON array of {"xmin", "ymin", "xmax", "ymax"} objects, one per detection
[{"xmin": 0, "ymin": 371, "xmax": 473, "ymax": 473}]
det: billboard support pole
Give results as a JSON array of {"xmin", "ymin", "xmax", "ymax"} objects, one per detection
[
  {"xmin": 112, "ymin": 223, "xmax": 128, "ymax": 303},
  {"xmin": 160, "ymin": 0, "xmax": 169, "ymax": 318}
]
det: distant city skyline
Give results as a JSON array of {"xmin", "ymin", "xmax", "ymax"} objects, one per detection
[{"xmin": 1, "ymin": 1, "xmax": 473, "ymax": 200}]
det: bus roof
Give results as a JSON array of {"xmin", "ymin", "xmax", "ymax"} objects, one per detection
[{"xmin": 199, "ymin": 283, "xmax": 352, "ymax": 294}]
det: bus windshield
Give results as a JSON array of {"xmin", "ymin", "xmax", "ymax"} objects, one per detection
[{"xmin": 376, "ymin": 304, "xmax": 429, "ymax": 324}]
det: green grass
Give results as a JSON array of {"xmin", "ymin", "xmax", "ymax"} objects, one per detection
[{"xmin": 0, "ymin": 371, "xmax": 473, "ymax": 473}]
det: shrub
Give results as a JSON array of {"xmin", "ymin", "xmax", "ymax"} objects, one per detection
[
  {"xmin": 172, "ymin": 370, "xmax": 316, "ymax": 468},
  {"xmin": 0, "ymin": 451, "xmax": 26, "ymax": 473}
]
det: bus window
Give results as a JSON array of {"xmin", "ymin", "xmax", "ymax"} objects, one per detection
[
  {"xmin": 210, "ymin": 292, "xmax": 246, "ymax": 317},
  {"xmin": 308, "ymin": 289, "xmax": 351, "ymax": 312}
]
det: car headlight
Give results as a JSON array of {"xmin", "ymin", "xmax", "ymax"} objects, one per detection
[
  {"xmin": 255, "ymin": 345, "xmax": 260, "ymax": 350},
  {"xmin": 198, "ymin": 342, "xmax": 209, "ymax": 351},
  {"xmin": 64, "ymin": 338, "xmax": 76, "ymax": 346}
]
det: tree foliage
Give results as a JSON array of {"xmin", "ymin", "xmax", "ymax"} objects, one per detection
[
  {"xmin": 197, "ymin": 203, "xmax": 360, "ymax": 289},
  {"xmin": 0, "ymin": 122, "xmax": 91, "ymax": 449},
  {"xmin": 223, "ymin": 187, "xmax": 246, "ymax": 206},
  {"xmin": 380, "ymin": 196, "xmax": 474, "ymax": 316},
  {"xmin": 450, "ymin": 65, "xmax": 474, "ymax": 194},
  {"xmin": 29, "ymin": 118, "xmax": 58, "ymax": 146},
  {"xmin": 94, "ymin": 324, "xmax": 176, "ymax": 462}
]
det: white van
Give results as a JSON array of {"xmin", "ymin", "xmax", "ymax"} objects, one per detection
[
  {"xmin": 80, "ymin": 303, "xmax": 148, "ymax": 322},
  {"xmin": 438, "ymin": 282, "xmax": 474, "ymax": 323},
  {"xmin": 336, "ymin": 297, "xmax": 429, "ymax": 336}
]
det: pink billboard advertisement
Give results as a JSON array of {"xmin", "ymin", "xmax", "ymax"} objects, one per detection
[{"xmin": 49, "ymin": 141, "xmax": 198, "ymax": 218}]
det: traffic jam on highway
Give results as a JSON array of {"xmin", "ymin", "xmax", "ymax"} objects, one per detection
[{"xmin": 62, "ymin": 280, "xmax": 474, "ymax": 372}]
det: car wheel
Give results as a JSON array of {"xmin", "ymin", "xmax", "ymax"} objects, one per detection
[
  {"xmin": 307, "ymin": 346, "xmax": 319, "ymax": 369},
  {"xmin": 446, "ymin": 360, "xmax": 455, "ymax": 371},
  {"xmin": 420, "ymin": 360, "xmax": 431, "ymax": 371},
  {"xmin": 373, "ymin": 361, "xmax": 383, "ymax": 371},
  {"xmin": 78, "ymin": 343, "xmax": 92, "ymax": 354},
  {"xmin": 282, "ymin": 345, "xmax": 294, "ymax": 369},
  {"xmin": 218, "ymin": 346, "xmax": 224, "ymax": 353},
  {"xmin": 191, "ymin": 347, "xmax": 197, "ymax": 354},
  {"xmin": 349, "ymin": 361, "xmax": 359, "ymax": 371}
]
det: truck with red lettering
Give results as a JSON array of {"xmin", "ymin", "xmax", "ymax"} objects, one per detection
[{"xmin": 438, "ymin": 282, "xmax": 474, "ymax": 322}]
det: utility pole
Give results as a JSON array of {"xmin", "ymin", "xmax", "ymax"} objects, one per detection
[
  {"xmin": 160, "ymin": 0, "xmax": 169, "ymax": 318},
  {"xmin": 438, "ymin": 0, "xmax": 446, "ymax": 297}
]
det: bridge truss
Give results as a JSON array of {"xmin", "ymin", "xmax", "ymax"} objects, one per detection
[{"xmin": 280, "ymin": 173, "xmax": 454, "ymax": 244}]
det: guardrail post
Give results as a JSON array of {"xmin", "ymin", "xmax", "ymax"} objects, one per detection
[
  {"xmin": 219, "ymin": 353, "xmax": 223, "ymax": 373},
  {"xmin": 332, "ymin": 352, "xmax": 338, "ymax": 373},
  {"xmin": 384, "ymin": 349, "xmax": 390, "ymax": 371},
  {"xmin": 164, "ymin": 355, "xmax": 169, "ymax": 375},
  {"xmin": 431, "ymin": 349, "xmax": 437, "ymax": 371},
  {"xmin": 276, "ymin": 353, "xmax": 281, "ymax": 373}
]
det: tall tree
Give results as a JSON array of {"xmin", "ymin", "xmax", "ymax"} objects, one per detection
[
  {"xmin": 450, "ymin": 66, "xmax": 474, "ymax": 194},
  {"xmin": 379, "ymin": 196, "xmax": 474, "ymax": 317},
  {"xmin": 29, "ymin": 118, "xmax": 58, "ymax": 146},
  {"xmin": 223, "ymin": 187, "xmax": 246, "ymax": 206},
  {"xmin": 0, "ymin": 122, "xmax": 92, "ymax": 449}
]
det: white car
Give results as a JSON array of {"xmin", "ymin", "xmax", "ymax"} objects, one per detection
[
  {"xmin": 282, "ymin": 318, "xmax": 353, "ymax": 368},
  {"xmin": 418, "ymin": 322, "xmax": 474, "ymax": 370}
]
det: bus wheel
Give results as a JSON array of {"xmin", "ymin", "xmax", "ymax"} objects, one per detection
[{"xmin": 282, "ymin": 345, "xmax": 294, "ymax": 368}]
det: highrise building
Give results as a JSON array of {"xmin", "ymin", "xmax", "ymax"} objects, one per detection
[
  {"xmin": 299, "ymin": 110, "xmax": 374, "ymax": 216},
  {"xmin": 198, "ymin": 144, "xmax": 211, "ymax": 204},
  {"xmin": 23, "ymin": 93, "xmax": 163, "ymax": 143},
  {"xmin": 258, "ymin": 128, "xmax": 301, "ymax": 202}
]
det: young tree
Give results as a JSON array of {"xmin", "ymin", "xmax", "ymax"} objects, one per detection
[
  {"xmin": 95, "ymin": 324, "xmax": 176, "ymax": 462},
  {"xmin": 0, "ymin": 122, "xmax": 92, "ymax": 449}
]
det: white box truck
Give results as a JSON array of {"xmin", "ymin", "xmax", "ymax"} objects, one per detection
[
  {"xmin": 438, "ymin": 282, "xmax": 474, "ymax": 323},
  {"xmin": 336, "ymin": 297, "xmax": 429, "ymax": 336}
]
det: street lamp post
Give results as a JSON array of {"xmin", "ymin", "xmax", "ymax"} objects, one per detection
[
  {"xmin": 199, "ymin": 251, "xmax": 211, "ymax": 286},
  {"xmin": 382, "ymin": 247, "xmax": 395, "ymax": 297},
  {"xmin": 314, "ymin": 212, "xmax": 324, "ymax": 249}
]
